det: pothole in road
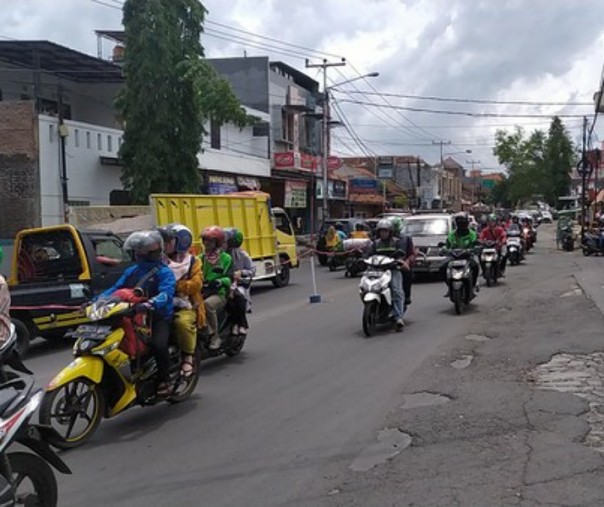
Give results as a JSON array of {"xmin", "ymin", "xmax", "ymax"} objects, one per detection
[
  {"xmin": 531, "ymin": 352, "xmax": 604, "ymax": 452},
  {"xmin": 451, "ymin": 355, "xmax": 474, "ymax": 369},
  {"xmin": 350, "ymin": 428, "xmax": 412, "ymax": 472},
  {"xmin": 465, "ymin": 333, "xmax": 491, "ymax": 342},
  {"xmin": 401, "ymin": 392, "xmax": 452, "ymax": 409}
]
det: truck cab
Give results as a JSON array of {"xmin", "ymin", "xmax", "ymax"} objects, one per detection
[{"xmin": 9, "ymin": 225, "xmax": 129, "ymax": 355}]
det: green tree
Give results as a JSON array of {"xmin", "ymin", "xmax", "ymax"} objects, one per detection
[
  {"xmin": 493, "ymin": 117, "xmax": 575, "ymax": 206},
  {"xmin": 487, "ymin": 177, "xmax": 511, "ymax": 207},
  {"xmin": 545, "ymin": 116, "xmax": 575, "ymax": 203},
  {"xmin": 117, "ymin": 0, "xmax": 251, "ymax": 203}
]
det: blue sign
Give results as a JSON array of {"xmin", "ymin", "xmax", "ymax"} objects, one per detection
[{"xmin": 350, "ymin": 178, "xmax": 378, "ymax": 193}]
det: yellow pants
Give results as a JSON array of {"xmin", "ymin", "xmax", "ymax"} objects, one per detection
[{"xmin": 173, "ymin": 309, "xmax": 197, "ymax": 354}]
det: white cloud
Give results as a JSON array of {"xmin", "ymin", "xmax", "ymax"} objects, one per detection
[{"xmin": 2, "ymin": 0, "xmax": 604, "ymax": 168}]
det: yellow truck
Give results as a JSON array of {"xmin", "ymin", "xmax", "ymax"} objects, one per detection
[{"xmin": 150, "ymin": 192, "xmax": 298, "ymax": 287}]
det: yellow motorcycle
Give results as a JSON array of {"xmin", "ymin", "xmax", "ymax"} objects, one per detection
[{"xmin": 39, "ymin": 295, "xmax": 200, "ymax": 449}]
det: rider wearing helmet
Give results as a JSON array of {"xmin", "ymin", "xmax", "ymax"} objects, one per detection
[
  {"xmin": 479, "ymin": 213, "xmax": 507, "ymax": 276},
  {"xmin": 158, "ymin": 224, "xmax": 204, "ymax": 378},
  {"xmin": 370, "ymin": 218, "xmax": 416, "ymax": 331},
  {"xmin": 446, "ymin": 213, "xmax": 479, "ymax": 294},
  {"xmin": 225, "ymin": 228, "xmax": 256, "ymax": 336},
  {"xmin": 200, "ymin": 226, "xmax": 233, "ymax": 350},
  {"xmin": 0, "ymin": 247, "xmax": 11, "ymax": 343},
  {"xmin": 97, "ymin": 230, "xmax": 176, "ymax": 394}
]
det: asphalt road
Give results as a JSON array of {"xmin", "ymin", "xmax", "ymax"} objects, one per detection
[{"xmin": 25, "ymin": 253, "xmax": 505, "ymax": 506}]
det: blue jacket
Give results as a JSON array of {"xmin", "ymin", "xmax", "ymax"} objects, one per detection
[{"xmin": 97, "ymin": 262, "xmax": 176, "ymax": 320}]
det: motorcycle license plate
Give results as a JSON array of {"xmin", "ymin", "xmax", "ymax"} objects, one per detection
[
  {"xmin": 364, "ymin": 270, "xmax": 383, "ymax": 278},
  {"xmin": 72, "ymin": 325, "xmax": 111, "ymax": 338},
  {"xmin": 450, "ymin": 260, "xmax": 467, "ymax": 267}
]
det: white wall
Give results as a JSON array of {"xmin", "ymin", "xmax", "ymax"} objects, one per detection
[
  {"xmin": 199, "ymin": 120, "xmax": 270, "ymax": 177},
  {"xmin": 38, "ymin": 115, "xmax": 123, "ymax": 225}
]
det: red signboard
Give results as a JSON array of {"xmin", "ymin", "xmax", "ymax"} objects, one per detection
[{"xmin": 274, "ymin": 151, "xmax": 296, "ymax": 169}]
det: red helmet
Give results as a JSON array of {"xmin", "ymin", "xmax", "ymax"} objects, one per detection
[{"xmin": 201, "ymin": 226, "xmax": 225, "ymax": 247}]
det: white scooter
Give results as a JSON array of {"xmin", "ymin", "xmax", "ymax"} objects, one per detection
[{"xmin": 359, "ymin": 255, "xmax": 400, "ymax": 337}]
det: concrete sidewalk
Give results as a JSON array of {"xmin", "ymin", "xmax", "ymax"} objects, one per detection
[{"xmin": 574, "ymin": 253, "xmax": 604, "ymax": 316}]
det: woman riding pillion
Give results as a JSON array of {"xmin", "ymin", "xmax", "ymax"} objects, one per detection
[
  {"xmin": 369, "ymin": 219, "xmax": 416, "ymax": 331},
  {"xmin": 96, "ymin": 231, "xmax": 176, "ymax": 395},
  {"xmin": 225, "ymin": 228, "xmax": 256, "ymax": 336},
  {"xmin": 200, "ymin": 226, "xmax": 233, "ymax": 350},
  {"xmin": 158, "ymin": 224, "xmax": 205, "ymax": 378}
]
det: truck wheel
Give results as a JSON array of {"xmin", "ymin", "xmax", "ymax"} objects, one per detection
[
  {"xmin": 272, "ymin": 265, "xmax": 290, "ymax": 288},
  {"xmin": 11, "ymin": 319, "xmax": 31, "ymax": 358}
]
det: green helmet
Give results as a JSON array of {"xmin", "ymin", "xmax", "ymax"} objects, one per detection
[
  {"xmin": 390, "ymin": 217, "xmax": 403, "ymax": 236},
  {"xmin": 225, "ymin": 228, "xmax": 244, "ymax": 248},
  {"xmin": 487, "ymin": 214, "xmax": 497, "ymax": 223}
]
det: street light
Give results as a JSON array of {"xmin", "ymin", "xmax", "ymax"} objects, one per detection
[{"xmin": 321, "ymin": 71, "xmax": 379, "ymax": 224}]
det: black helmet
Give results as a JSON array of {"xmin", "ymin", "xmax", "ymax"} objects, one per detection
[
  {"xmin": 335, "ymin": 222, "xmax": 344, "ymax": 231},
  {"xmin": 453, "ymin": 213, "xmax": 469, "ymax": 227}
]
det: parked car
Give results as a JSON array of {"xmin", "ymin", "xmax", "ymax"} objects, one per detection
[
  {"xmin": 402, "ymin": 214, "xmax": 454, "ymax": 275},
  {"xmin": 316, "ymin": 218, "xmax": 368, "ymax": 265}
]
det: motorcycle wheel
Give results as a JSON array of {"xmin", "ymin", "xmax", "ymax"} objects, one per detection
[
  {"xmin": 452, "ymin": 289, "xmax": 463, "ymax": 315},
  {"xmin": 169, "ymin": 349, "xmax": 201, "ymax": 403},
  {"xmin": 39, "ymin": 378, "xmax": 105, "ymax": 450},
  {"xmin": 224, "ymin": 334, "xmax": 246, "ymax": 358},
  {"xmin": 318, "ymin": 254, "xmax": 327, "ymax": 266},
  {"xmin": 362, "ymin": 301, "xmax": 378, "ymax": 337},
  {"xmin": 6, "ymin": 452, "xmax": 58, "ymax": 507}
]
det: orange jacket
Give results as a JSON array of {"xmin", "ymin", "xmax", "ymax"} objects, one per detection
[{"xmin": 175, "ymin": 257, "xmax": 206, "ymax": 328}]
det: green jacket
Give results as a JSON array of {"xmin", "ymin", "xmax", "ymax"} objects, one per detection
[
  {"xmin": 200, "ymin": 251, "xmax": 233, "ymax": 298},
  {"xmin": 446, "ymin": 229, "xmax": 477, "ymax": 249}
]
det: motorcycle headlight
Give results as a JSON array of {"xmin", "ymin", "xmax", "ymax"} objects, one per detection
[
  {"xmin": 452, "ymin": 269, "xmax": 464, "ymax": 280},
  {"xmin": 92, "ymin": 341, "xmax": 120, "ymax": 357}
]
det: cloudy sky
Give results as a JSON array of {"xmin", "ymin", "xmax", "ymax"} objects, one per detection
[{"xmin": 3, "ymin": 0, "xmax": 604, "ymax": 171}]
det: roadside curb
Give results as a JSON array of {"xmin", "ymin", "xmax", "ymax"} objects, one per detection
[{"xmin": 574, "ymin": 261, "xmax": 604, "ymax": 317}]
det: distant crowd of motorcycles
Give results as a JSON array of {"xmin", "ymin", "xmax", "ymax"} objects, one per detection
[{"xmin": 317, "ymin": 212, "xmax": 541, "ymax": 335}]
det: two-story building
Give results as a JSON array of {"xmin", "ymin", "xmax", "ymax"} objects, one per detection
[{"xmin": 0, "ymin": 39, "xmax": 271, "ymax": 239}]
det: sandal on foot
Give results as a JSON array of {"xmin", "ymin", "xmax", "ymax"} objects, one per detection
[{"xmin": 180, "ymin": 356, "xmax": 195, "ymax": 379}]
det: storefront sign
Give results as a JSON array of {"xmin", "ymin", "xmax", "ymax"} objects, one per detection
[
  {"xmin": 378, "ymin": 167, "xmax": 394, "ymax": 179},
  {"xmin": 208, "ymin": 175, "xmax": 238, "ymax": 195},
  {"xmin": 274, "ymin": 151, "xmax": 297, "ymax": 169},
  {"xmin": 284, "ymin": 180, "xmax": 307, "ymax": 208},
  {"xmin": 316, "ymin": 180, "xmax": 347, "ymax": 199},
  {"xmin": 237, "ymin": 176, "xmax": 261, "ymax": 190},
  {"xmin": 301, "ymin": 152, "xmax": 318, "ymax": 171},
  {"xmin": 350, "ymin": 178, "xmax": 377, "ymax": 193}
]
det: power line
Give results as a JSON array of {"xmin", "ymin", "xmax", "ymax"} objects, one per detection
[
  {"xmin": 204, "ymin": 28, "xmax": 317, "ymax": 59},
  {"xmin": 336, "ymin": 90, "xmax": 593, "ymax": 107},
  {"xmin": 331, "ymin": 100, "xmax": 376, "ymax": 159},
  {"xmin": 330, "ymin": 71, "xmax": 431, "ymax": 144},
  {"xmin": 338, "ymin": 99, "xmax": 592, "ymax": 118},
  {"xmin": 347, "ymin": 62, "xmax": 447, "ymax": 144}
]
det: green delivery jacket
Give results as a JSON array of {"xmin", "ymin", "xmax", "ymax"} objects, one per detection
[
  {"xmin": 200, "ymin": 251, "xmax": 233, "ymax": 298},
  {"xmin": 446, "ymin": 229, "xmax": 478, "ymax": 249}
]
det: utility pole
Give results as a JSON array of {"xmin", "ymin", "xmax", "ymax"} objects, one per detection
[
  {"xmin": 416, "ymin": 157, "xmax": 422, "ymax": 209},
  {"xmin": 58, "ymin": 86, "xmax": 70, "ymax": 223},
  {"xmin": 467, "ymin": 159, "xmax": 481, "ymax": 204},
  {"xmin": 432, "ymin": 140, "xmax": 451, "ymax": 210},
  {"xmin": 581, "ymin": 116, "xmax": 588, "ymax": 241},
  {"xmin": 306, "ymin": 58, "xmax": 346, "ymax": 223}
]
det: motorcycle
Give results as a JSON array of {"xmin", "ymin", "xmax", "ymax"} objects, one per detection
[
  {"xmin": 345, "ymin": 250, "xmax": 366, "ymax": 277},
  {"xmin": 522, "ymin": 226, "xmax": 534, "ymax": 252},
  {"xmin": 326, "ymin": 248, "xmax": 346, "ymax": 272},
  {"xmin": 479, "ymin": 240, "xmax": 500, "ymax": 286},
  {"xmin": 444, "ymin": 248, "xmax": 477, "ymax": 315},
  {"xmin": 507, "ymin": 232, "xmax": 524, "ymax": 266},
  {"xmin": 198, "ymin": 276, "xmax": 251, "ymax": 360},
  {"xmin": 581, "ymin": 231, "xmax": 604, "ymax": 256},
  {"xmin": 0, "ymin": 324, "xmax": 71, "ymax": 506},
  {"xmin": 39, "ymin": 291, "xmax": 201, "ymax": 450},
  {"xmin": 359, "ymin": 255, "xmax": 401, "ymax": 337}
]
